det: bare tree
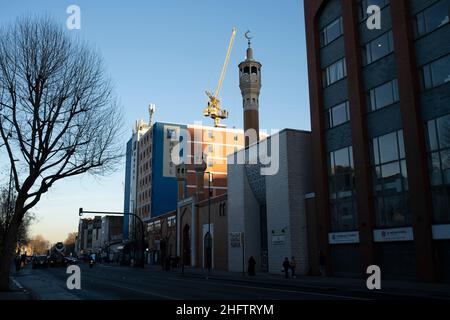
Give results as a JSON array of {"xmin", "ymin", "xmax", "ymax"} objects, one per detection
[
  {"xmin": 28, "ymin": 235, "xmax": 50, "ymax": 255},
  {"xmin": 63, "ymin": 232, "xmax": 77, "ymax": 255},
  {"xmin": 0, "ymin": 186, "xmax": 34, "ymax": 252},
  {"xmin": 0, "ymin": 16, "xmax": 123, "ymax": 290}
]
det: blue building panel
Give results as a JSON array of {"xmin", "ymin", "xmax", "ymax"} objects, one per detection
[
  {"xmin": 151, "ymin": 122, "xmax": 187, "ymax": 217},
  {"xmin": 122, "ymin": 138, "xmax": 132, "ymax": 239}
]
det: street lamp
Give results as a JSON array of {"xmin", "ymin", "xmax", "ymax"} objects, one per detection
[
  {"xmin": 205, "ymin": 171, "xmax": 213, "ymax": 273},
  {"xmin": 78, "ymin": 208, "xmax": 146, "ymax": 268}
]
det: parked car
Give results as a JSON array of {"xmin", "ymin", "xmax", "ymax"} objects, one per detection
[
  {"xmin": 64, "ymin": 256, "xmax": 78, "ymax": 266},
  {"xmin": 32, "ymin": 255, "xmax": 49, "ymax": 269}
]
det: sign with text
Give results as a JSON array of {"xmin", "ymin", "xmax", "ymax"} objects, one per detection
[
  {"xmin": 373, "ymin": 227, "xmax": 414, "ymax": 242},
  {"xmin": 432, "ymin": 224, "xmax": 450, "ymax": 240},
  {"xmin": 271, "ymin": 234, "xmax": 286, "ymax": 245},
  {"xmin": 230, "ymin": 232, "xmax": 243, "ymax": 248},
  {"xmin": 328, "ymin": 231, "xmax": 360, "ymax": 244}
]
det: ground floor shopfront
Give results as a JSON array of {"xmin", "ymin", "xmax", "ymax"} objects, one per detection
[{"xmin": 306, "ymin": 195, "xmax": 450, "ymax": 282}]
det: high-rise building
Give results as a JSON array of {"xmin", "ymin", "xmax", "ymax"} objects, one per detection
[
  {"xmin": 305, "ymin": 0, "xmax": 450, "ymax": 282},
  {"xmin": 123, "ymin": 115, "xmax": 248, "ymax": 266},
  {"xmin": 124, "ymin": 121, "xmax": 247, "ymax": 222}
]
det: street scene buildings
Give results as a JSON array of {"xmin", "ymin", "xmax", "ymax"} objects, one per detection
[
  {"xmin": 2, "ymin": 0, "xmax": 450, "ymax": 302},
  {"xmin": 70, "ymin": 0, "xmax": 450, "ymax": 285}
]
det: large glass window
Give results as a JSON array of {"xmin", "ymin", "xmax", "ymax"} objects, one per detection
[
  {"xmin": 326, "ymin": 101, "xmax": 350, "ymax": 128},
  {"xmin": 420, "ymin": 54, "xmax": 450, "ymax": 90},
  {"xmin": 415, "ymin": 0, "xmax": 450, "ymax": 37},
  {"xmin": 364, "ymin": 31, "xmax": 394, "ymax": 65},
  {"xmin": 328, "ymin": 146, "xmax": 358, "ymax": 231},
  {"xmin": 426, "ymin": 114, "xmax": 450, "ymax": 223},
  {"xmin": 367, "ymin": 79, "xmax": 399, "ymax": 111},
  {"xmin": 320, "ymin": 17, "xmax": 343, "ymax": 47},
  {"xmin": 371, "ymin": 130, "xmax": 410, "ymax": 227},
  {"xmin": 323, "ymin": 58, "xmax": 347, "ymax": 87},
  {"xmin": 358, "ymin": 0, "xmax": 389, "ymax": 21}
]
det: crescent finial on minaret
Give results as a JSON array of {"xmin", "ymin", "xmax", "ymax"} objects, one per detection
[{"xmin": 244, "ymin": 30, "xmax": 252, "ymax": 48}]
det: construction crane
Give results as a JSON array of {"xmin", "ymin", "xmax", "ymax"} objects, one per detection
[{"xmin": 203, "ymin": 27, "xmax": 237, "ymax": 127}]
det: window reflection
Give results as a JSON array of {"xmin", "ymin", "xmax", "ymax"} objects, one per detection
[
  {"xmin": 421, "ymin": 54, "xmax": 450, "ymax": 90},
  {"xmin": 371, "ymin": 130, "xmax": 410, "ymax": 227},
  {"xmin": 328, "ymin": 146, "xmax": 357, "ymax": 231},
  {"xmin": 415, "ymin": 0, "xmax": 450, "ymax": 36},
  {"xmin": 426, "ymin": 114, "xmax": 450, "ymax": 222},
  {"xmin": 368, "ymin": 79, "xmax": 399, "ymax": 111},
  {"xmin": 364, "ymin": 31, "xmax": 394, "ymax": 65}
]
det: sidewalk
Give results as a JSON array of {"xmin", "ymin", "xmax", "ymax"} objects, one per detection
[
  {"xmin": 0, "ymin": 273, "xmax": 33, "ymax": 300},
  {"xmin": 166, "ymin": 266, "xmax": 450, "ymax": 299},
  {"xmin": 7, "ymin": 265, "xmax": 79, "ymax": 300}
]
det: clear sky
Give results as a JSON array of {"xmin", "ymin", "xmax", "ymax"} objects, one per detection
[{"xmin": 0, "ymin": 0, "xmax": 310, "ymax": 244}]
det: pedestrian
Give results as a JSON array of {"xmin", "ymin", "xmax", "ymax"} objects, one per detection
[
  {"xmin": 319, "ymin": 250, "xmax": 326, "ymax": 276},
  {"xmin": 164, "ymin": 256, "xmax": 171, "ymax": 271},
  {"xmin": 20, "ymin": 254, "xmax": 26, "ymax": 268},
  {"xmin": 15, "ymin": 255, "xmax": 21, "ymax": 272},
  {"xmin": 290, "ymin": 256, "xmax": 297, "ymax": 279},
  {"xmin": 282, "ymin": 257, "xmax": 290, "ymax": 279},
  {"xmin": 247, "ymin": 256, "xmax": 256, "ymax": 276}
]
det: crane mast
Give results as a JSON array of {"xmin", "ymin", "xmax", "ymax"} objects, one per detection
[{"xmin": 203, "ymin": 27, "xmax": 237, "ymax": 127}]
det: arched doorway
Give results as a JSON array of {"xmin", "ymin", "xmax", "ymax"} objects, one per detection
[
  {"xmin": 204, "ymin": 232, "xmax": 212, "ymax": 270},
  {"xmin": 182, "ymin": 224, "xmax": 191, "ymax": 266}
]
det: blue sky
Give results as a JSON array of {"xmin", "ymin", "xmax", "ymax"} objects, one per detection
[{"xmin": 0, "ymin": 0, "xmax": 310, "ymax": 243}]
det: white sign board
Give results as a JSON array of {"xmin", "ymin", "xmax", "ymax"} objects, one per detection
[
  {"xmin": 230, "ymin": 232, "xmax": 243, "ymax": 248},
  {"xmin": 432, "ymin": 224, "xmax": 450, "ymax": 240},
  {"xmin": 328, "ymin": 231, "xmax": 360, "ymax": 244},
  {"xmin": 373, "ymin": 227, "xmax": 414, "ymax": 242},
  {"xmin": 272, "ymin": 234, "xmax": 286, "ymax": 245}
]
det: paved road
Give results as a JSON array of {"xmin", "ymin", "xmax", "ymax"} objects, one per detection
[{"xmin": 12, "ymin": 263, "xmax": 383, "ymax": 300}]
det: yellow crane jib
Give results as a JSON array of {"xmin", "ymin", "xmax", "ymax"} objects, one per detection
[{"xmin": 203, "ymin": 27, "xmax": 236, "ymax": 127}]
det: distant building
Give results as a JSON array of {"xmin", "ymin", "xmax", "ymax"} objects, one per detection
[
  {"xmin": 100, "ymin": 216, "xmax": 123, "ymax": 262},
  {"xmin": 75, "ymin": 216, "xmax": 102, "ymax": 257},
  {"xmin": 143, "ymin": 123, "xmax": 249, "ymax": 269},
  {"xmin": 145, "ymin": 210, "xmax": 177, "ymax": 265},
  {"xmin": 176, "ymin": 161, "xmax": 230, "ymax": 270},
  {"xmin": 124, "ymin": 111, "xmax": 254, "ymax": 267}
]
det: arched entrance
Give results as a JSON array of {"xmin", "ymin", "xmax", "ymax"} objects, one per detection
[
  {"xmin": 182, "ymin": 224, "xmax": 191, "ymax": 266},
  {"xmin": 204, "ymin": 232, "xmax": 212, "ymax": 270}
]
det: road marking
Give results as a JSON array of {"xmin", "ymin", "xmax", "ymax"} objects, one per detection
[
  {"xmin": 140, "ymin": 275, "xmax": 372, "ymax": 300},
  {"xmin": 90, "ymin": 268, "xmax": 371, "ymax": 300},
  {"xmin": 103, "ymin": 282, "xmax": 179, "ymax": 300},
  {"xmin": 59, "ymin": 265, "xmax": 370, "ymax": 300},
  {"xmin": 11, "ymin": 277, "xmax": 24, "ymax": 289},
  {"xmin": 205, "ymin": 282, "xmax": 372, "ymax": 300}
]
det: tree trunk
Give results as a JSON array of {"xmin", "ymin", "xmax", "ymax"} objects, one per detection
[{"xmin": 0, "ymin": 205, "xmax": 24, "ymax": 291}]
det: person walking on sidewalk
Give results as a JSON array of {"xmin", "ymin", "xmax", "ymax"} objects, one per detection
[
  {"xmin": 290, "ymin": 257, "xmax": 297, "ymax": 279},
  {"xmin": 282, "ymin": 257, "xmax": 290, "ymax": 279},
  {"xmin": 248, "ymin": 256, "xmax": 256, "ymax": 276},
  {"xmin": 319, "ymin": 250, "xmax": 326, "ymax": 276},
  {"xmin": 15, "ymin": 255, "xmax": 21, "ymax": 272}
]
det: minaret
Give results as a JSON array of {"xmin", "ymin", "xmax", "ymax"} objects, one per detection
[{"xmin": 239, "ymin": 32, "xmax": 262, "ymax": 147}]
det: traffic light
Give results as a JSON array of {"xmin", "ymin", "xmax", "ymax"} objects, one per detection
[{"xmin": 79, "ymin": 208, "xmax": 83, "ymax": 216}]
